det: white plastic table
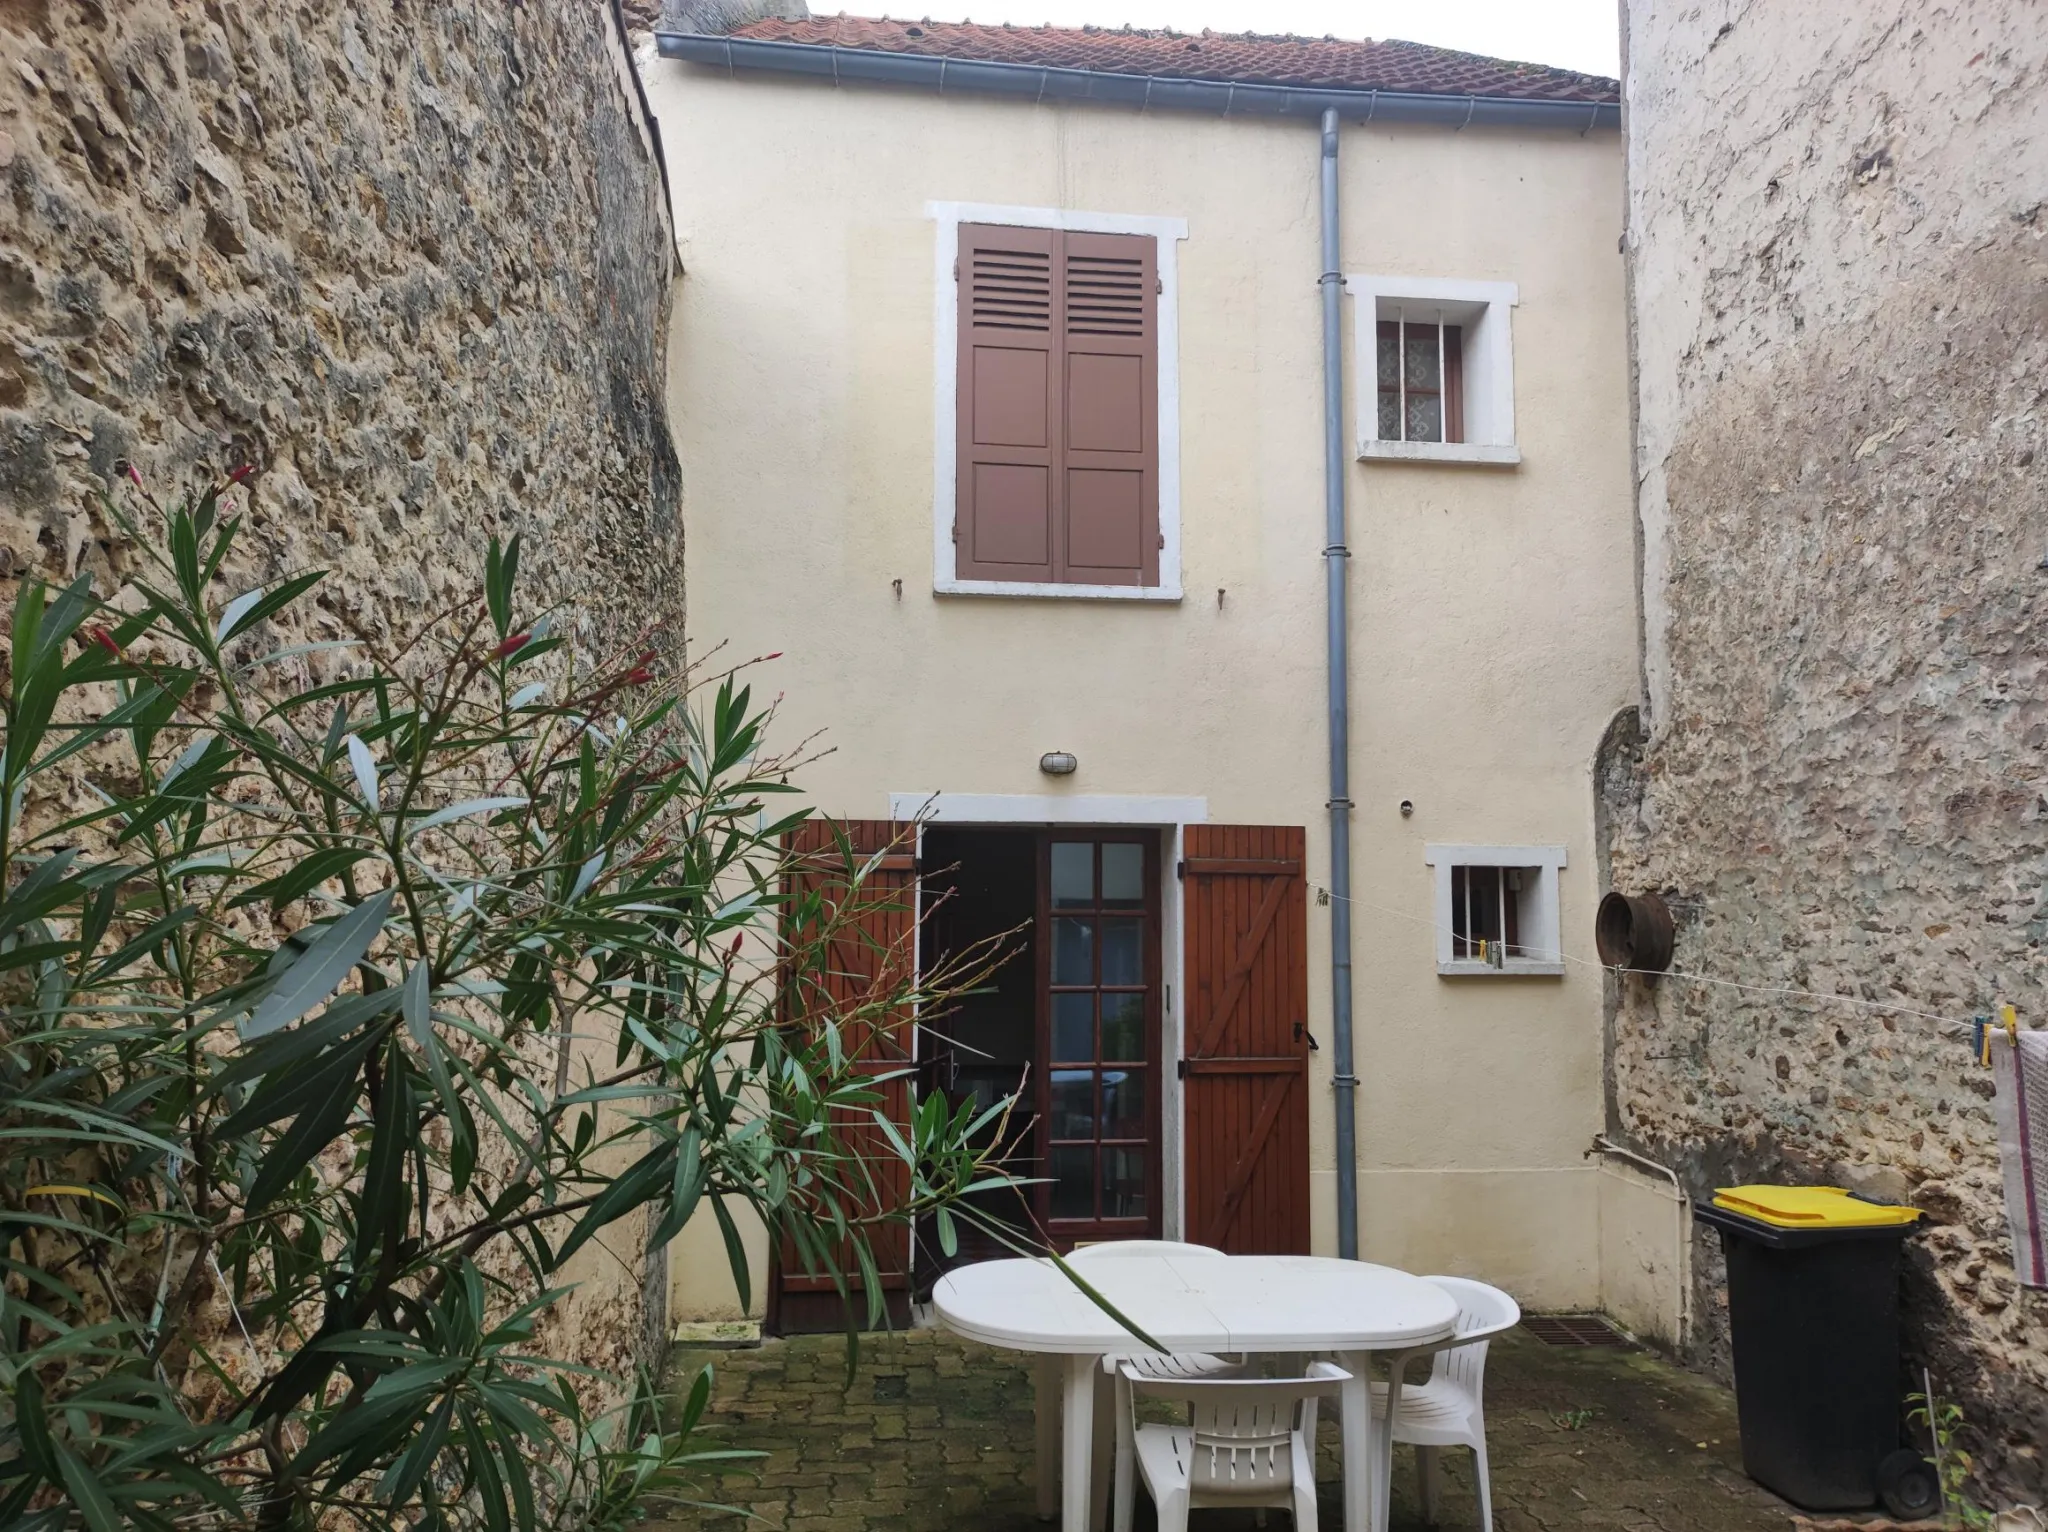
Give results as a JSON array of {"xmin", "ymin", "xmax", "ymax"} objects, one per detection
[{"xmin": 932, "ymin": 1254, "xmax": 1459, "ymax": 1532}]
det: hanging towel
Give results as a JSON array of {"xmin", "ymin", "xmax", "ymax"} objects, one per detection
[{"xmin": 1992, "ymin": 1028, "xmax": 2048, "ymax": 1287}]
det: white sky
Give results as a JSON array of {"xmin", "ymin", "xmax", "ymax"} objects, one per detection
[{"xmin": 895, "ymin": 2, "xmax": 1621, "ymax": 78}]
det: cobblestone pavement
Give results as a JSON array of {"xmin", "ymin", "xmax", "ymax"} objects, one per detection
[{"xmin": 653, "ymin": 1326, "xmax": 1793, "ymax": 1532}]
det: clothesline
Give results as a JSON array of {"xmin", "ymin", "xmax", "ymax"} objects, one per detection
[{"xmin": 1309, "ymin": 881, "xmax": 1981, "ymax": 1036}]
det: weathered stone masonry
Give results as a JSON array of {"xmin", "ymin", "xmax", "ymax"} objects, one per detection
[
  {"xmin": 0, "ymin": 0, "xmax": 680, "ymax": 1379},
  {"xmin": 1613, "ymin": 0, "xmax": 2047, "ymax": 1498}
]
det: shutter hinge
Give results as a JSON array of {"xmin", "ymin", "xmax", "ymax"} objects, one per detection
[
  {"xmin": 1176, "ymin": 1059, "xmax": 1188, "ymax": 1080},
  {"xmin": 1158, "ymin": 533, "xmax": 1165, "ymax": 550},
  {"xmin": 1156, "ymin": 275, "xmax": 1163, "ymax": 295},
  {"xmin": 953, "ymin": 259, "xmax": 959, "ymax": 281},
  {"xmin": 1175, "ymin": 858, "xmax": 1184, "ymax": 879},
  {"xmin": 951, "ymin": 523, "xmax": 960, "ymax": 543}
]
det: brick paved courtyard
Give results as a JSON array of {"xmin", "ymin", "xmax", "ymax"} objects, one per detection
[{"xmin": 653, "ymin": 1325, "xmax": 1795, "ymax": 1532}]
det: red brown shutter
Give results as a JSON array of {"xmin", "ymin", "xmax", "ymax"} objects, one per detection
[
  {"xmin": 1059, "ymin": 230, "xmax": 1158, "ymax": 586},
  {"xmin": 956, "ymin": 224, "xmax": 1159, "ymax": 586},
  {"xmin": 1182, "ymin": 826, "xmax": 1310, "ymax": 1254},
  {"xmin": 957, "ymin": 224, "xmax": 1058, "ymax": 582},
  {"xmin": 769, "ymin": 817, "xmax": 918, "ymax": 1334}
]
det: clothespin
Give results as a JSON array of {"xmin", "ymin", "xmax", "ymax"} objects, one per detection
[
  {"xmin": 1974, "ymin": 1015, "xmax": 1991, "ymax": 1067},
  {"xmin": 1477, "ymin": 938, "xmax": 1487, "ymax": 964},
  {"xmin": 2004, "ymin": 1003, "xmax": 2020, "ymax": 1048}
]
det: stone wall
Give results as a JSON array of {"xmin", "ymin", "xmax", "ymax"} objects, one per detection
[
  {"xmin": 1614, "ymin": 0, "xmax": 2047, "ymax": 1498},
  {"xmin": 0, "ymin": 0, "xmax": 679, "ymax": 1379}
]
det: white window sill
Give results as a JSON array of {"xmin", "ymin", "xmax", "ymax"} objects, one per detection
[
  {"xmin": 1359, "ymin": 441, "xmax": 1522, "ymax": 467},
  {"xmin": 1436, "ymin": 959, "xmax": 1566, "ymax": 979},
  {"xmin": 934, "ymin": 579, "xmax": 1183, "ymax": 603}
]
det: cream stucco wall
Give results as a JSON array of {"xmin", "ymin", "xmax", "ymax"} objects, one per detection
[{"xmin": 644, "ymin": 63, "xmax": 1640, "ymax": 1323}]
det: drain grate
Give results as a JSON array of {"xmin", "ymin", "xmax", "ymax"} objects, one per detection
[{"xmin": 1522, "ymin": 1314, "xmax": 1631, "ymax": 1347}]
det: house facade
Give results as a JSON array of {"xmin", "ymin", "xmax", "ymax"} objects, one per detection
[{"xmin": 642, "ymin": 16, "xmax": 1667, "ymax": 1332}]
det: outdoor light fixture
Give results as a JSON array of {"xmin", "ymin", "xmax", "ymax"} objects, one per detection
[{"xmin": 1039, "ymin": 751, "xmax": 1078, "ymax": 776}]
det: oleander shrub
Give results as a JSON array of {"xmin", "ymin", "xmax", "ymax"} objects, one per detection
[{"xmin": 0, "ymin": 476, "xmax": 1016, "ymax": 1529}]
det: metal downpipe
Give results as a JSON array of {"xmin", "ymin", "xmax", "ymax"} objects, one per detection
[{"xmin": 1318, "ymin": 108, "xmax": 1360, "ymax": 1261}]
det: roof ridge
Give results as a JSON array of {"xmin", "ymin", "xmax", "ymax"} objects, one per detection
[{"xmin": 717, "ymin": 12, "xmax": 1620, "ymax": 100}]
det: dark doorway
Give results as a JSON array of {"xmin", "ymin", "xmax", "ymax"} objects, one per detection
[
  {"xmin": 916, "ymin": 829, "xmax": 1040, "ymax": 1285},
  {"xmin": 915, "ymin": 827, "xmax": 1163, "ymax": 1293}
]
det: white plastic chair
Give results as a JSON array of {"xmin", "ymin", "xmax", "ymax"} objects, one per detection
[
  {"xmin": 1068, "ymin": 1241, "xmax": 1241, "ymax": 1531},
  {"xmin": 1370, "ymin": 1276, "xmax": 1521, "ymax": 1530},
  {"xmin": 1116, "ymin": 1360, "xmax": 1350, "ymax": 1532}
]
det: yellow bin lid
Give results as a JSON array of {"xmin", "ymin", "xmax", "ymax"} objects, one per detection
[{"xmin": 1712, "ymin": 1185, "xmax": 1920, "ymax": 1229}]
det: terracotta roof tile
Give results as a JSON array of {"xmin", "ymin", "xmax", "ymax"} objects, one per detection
[{"xmin": 723, "ymin": 14, "xmax": 1617, "ymax": 104}]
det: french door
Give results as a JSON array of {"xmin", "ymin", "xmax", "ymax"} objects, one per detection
[{"xmin": 1039, "ymin": 833, "xmax": 1162, "ymax": 1246}]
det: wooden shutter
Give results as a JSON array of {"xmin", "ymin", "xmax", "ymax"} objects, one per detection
[
  {"xmin": 769, "ymin": 817, "xmax": 918, "ymax": 1334},
  {"xmin": 956, "ymin": 224, "xmax": 1158, "ymax": 586},
  {"xmin": 1182, "ymin": 826, "xmax": 1310, "ymax": 1254}
]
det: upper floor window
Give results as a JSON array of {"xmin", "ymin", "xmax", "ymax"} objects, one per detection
[
  {"xmin": 930, "ymin": 203, "xmax": 1187, "ymax": 601},
  {"xmin": 1348, "ymin": 275, "xmax": 1521, "ymax": 466}
]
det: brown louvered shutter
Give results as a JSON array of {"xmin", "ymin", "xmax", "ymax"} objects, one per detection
[
  {"xmin": 1182, "ymin": 826, "xmax": 1311, "ymax": 1254},
  {"xmin": 1060, "ymin": 230, "xmax": 1158, "ymax": 586},
  {"xmin": 769, "ymin": 817, "xmax": 918, "ymax": 1334},
  {"xmin": 957, "ymin": 224, "xmax": 1058, "ymax": 582},
  {"xmin": 956, "ymin": 224, "xmax": 1159, "ymax": 586}
]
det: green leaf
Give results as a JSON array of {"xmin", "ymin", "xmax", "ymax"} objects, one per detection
[
  {"xmin": 353, "ymin": 1041, "xmax": 412, "ymax": 1266},
  {"xmin": 485, "ymin": 533, "xmax": 520, "ymax": 639},
  {"xmin": 228, "ymin": 847, "xmax": 375, "ymax": 911},
  {"xmin": 381, "ymin": 1387, "xmax": 455, "ymax": 1505},
  {"xmin": 55, "ymin": 1445, "xmax": 123, "ymax": 1532},
  {"xmin": 555, "ymin": 1142, "xmax": 674, "ymax": 1267},
  {"xmin": 406, "ymin": 796, "xmax": 530, "ymax": 839},
  {"xmin": 215, "ymin": 570, "xmax": 325, "ymax": 645},
  {"xmin": 242, "ymin": 1066, "xmax": 360, "ymax": 1215},
  {"xmin": 647, "ymin": 1125, "xmax": 705, "ymax": 1248},
  {"xmin": 242, "ymin": 888, "xmax": 394, "ymax": 1040},
  {"xmin": 212, "ymin": 986, "xmax": 397, "ymax": 1095},
  {"xmin": 13, "ymin": 1371, "xmax": 54, "ymax": 1480},
  {"xmin": 712, "ymin": 1196, "xmax": 752, "ymax": 1314},
  {"xmin": 346, "ymin": 734, "xmax": 380, "ymax": 811}
]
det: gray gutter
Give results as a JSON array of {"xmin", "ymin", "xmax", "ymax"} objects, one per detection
[
  {"xmin": 1317, "ymin": 108, "xmax": 1360, "ymax": 1262},
  {"xmin": 654, "ymin": 33, "xmax": 1620, "ymax": 130}
]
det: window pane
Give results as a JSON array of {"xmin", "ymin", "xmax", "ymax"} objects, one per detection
[
  {"xmin": 1101, "ymin": 992, "xmax": 1144, "ymax": 1061},
  {"xmin": 1101, "ymin": 1146, "xmax": 1147, "ymax": 1220},
  {"xmin": 1100, "ymin": 918, "xmax": 1143, "ymax": 986},
  {"xmin": 1403, "ymin": 323, "xmax": 1442, "ymax": 388},
  {"xmin": 1376, "ymin": 326, "xmax": 1401, "ymax": 387},
  {"xmin": 1405, "ymin": 391, "xmax": 1443, "ymax": 444},
  {"xmin": 1377, "ymin": 390, "xmax": 1401, "ymax": 441},
  {"xmin": 1101, "ymin": 843, "xmax": 1144, "ymax": 909},
  {"xmin": 1050, "ymin": 1144, "xmax": 1095, "ymax": 1220},
  {"xmin": 1051, "ymin": 992, "xmax": 1095, "ymax": 1062},
  {"xmin": 1052, "ymin": 917, "xmax": 1094, "ymax": 985},
  {"xmin": 1452, "ymin": 864, "xmax": 1507, "ymax": 957},
  {"xmin": 1101, "ymin": 1068, "xmax": 1145, "ymax": 1136},
  {"xmin": 1051, "ymin": 842, "xmax": 1094, "ymax": 909},
  {"xmin": 1050, "ymin": 1070, "xmax": 1095, "ymax": 1138}
]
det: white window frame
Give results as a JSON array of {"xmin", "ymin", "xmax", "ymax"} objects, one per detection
[
  {"xmin": 1422, "ymin": 844, "xmax": 1567, "ymax": 977},
  {"xmin": 928, "ymin": 200, "xmax": 1188, "ymax": 602},
  {"xmin": 1346, "ymin": 274, "xmax": 1520, "ymax": 466}
]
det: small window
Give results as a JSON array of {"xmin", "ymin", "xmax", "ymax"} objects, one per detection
[
  {"xmin": 1424, "ymin": 845, "xmax": 1566, "ymax": 977},
  {"xmin": 1376, "ymin": 319, "xmax": 1464, "ymax": 444},
  {"xmin": 1347, "ymin": 276, "xmax": 1519, "ymax": 466}
]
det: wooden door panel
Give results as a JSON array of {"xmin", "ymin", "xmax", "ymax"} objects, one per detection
[
  {"xmin": 770, "ymin": 818, "xmax": 917, "ymax": 1332},
  {"xmin": 1182, "ymin": 825, "xmax": 1309, "ymax": 1255}
]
